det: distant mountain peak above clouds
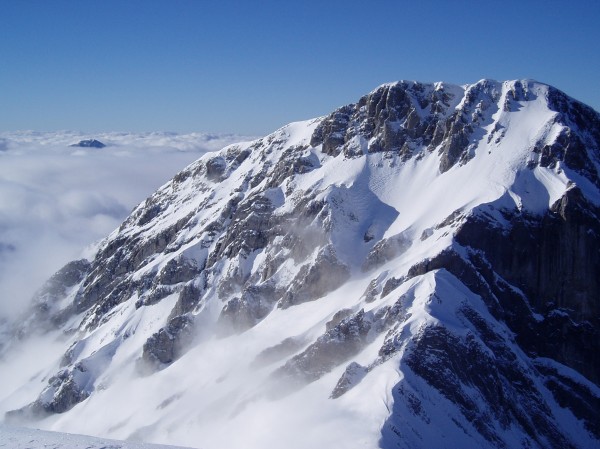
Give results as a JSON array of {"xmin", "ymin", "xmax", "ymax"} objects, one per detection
[
  {"xmin": 69, "ymin": 139, "xmax": 106, "ymax": 148},
  {"xmin": 1, "ymin": 79, "xmax": 599, "ymax": 449},
  {"xmin": 0, "ymin": 130, "xmax": 259, "ymax": 153}
]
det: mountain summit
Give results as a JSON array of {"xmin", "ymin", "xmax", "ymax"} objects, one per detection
[
  {"xmin": 2, "ymin": 79, "xmax": 599, "ymax": 448},
  {"xmin": 70, "ymin": 139, "xmax": 106, "ymax": 148}
]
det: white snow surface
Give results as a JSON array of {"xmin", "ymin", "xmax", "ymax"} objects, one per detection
[
  {"xmin": 1, "ymin": 80, "xmax": 599, "ymax": 449},
  {"xmin": 0, "ymin": 425, "xmax": 191, "ymax": 448}
]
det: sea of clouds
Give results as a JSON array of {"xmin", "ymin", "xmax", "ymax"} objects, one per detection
[{"xmin": 0, "ymin": 131, "xmax": 255, "ymax": 318}]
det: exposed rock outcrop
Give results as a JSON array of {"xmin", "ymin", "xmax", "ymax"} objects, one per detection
[{"xmin": 141, "ymin": 315, "xmax": 195, "ymax": 368}]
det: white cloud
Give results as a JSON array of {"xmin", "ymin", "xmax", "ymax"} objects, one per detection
[{"xmin": 0, "ymin": 131, "xmax": 255, "ymax": 318}]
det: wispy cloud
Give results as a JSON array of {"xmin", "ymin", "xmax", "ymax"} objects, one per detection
[{"xmin": 0, "ymin": 131, "xmax": 256, "ymax": 318}]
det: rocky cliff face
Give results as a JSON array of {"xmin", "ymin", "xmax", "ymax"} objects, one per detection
[{"xmin": 2, "ymin": 79, "xmax": 599, "ymax": 449}]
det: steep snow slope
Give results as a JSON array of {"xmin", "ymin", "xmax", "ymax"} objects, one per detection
[{"xmin": 1, "ymin": 80, "xmax": 599, "ymax": 449}]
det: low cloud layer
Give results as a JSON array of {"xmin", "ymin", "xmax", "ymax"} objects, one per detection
[{"xmin": 0, "ymin": 131, "xmax": 255, "ymax": 318}]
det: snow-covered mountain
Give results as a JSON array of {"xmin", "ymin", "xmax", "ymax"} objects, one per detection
[{"xmin": 1, "ymin": 80, "xmax": 599, "ymax": 449}]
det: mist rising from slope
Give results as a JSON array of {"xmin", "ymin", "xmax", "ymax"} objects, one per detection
[{"xmin": 0, "ymin": 131, "xmax": 254, "ymax": 319}]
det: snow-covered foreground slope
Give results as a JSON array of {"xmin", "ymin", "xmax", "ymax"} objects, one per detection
[
  {"xmin": 1, "ymin": 80, "xmax": 599, "ymax": 449},
  {"xmin": 0, "ymin": 425, "xmax": 191, "ymax": 448}
]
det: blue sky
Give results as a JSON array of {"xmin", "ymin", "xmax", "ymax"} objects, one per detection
[{"xmin": 1, "ymin": 0, "xmax": 599, "ymax": 135}]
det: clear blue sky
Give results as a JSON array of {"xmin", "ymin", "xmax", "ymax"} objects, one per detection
[{"xmin": 1, "ymin": 0, "xmax": 599, "ymax": 135}]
